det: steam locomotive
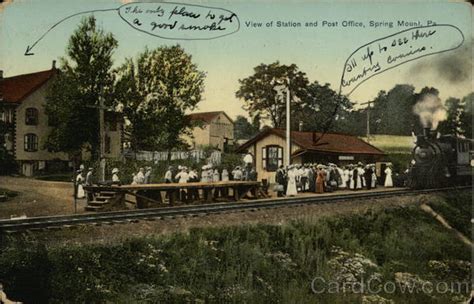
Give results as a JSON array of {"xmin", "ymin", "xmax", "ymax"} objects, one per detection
[{"xmin": 407, "ymin": 128, "xmax": 473, "ymax": 189}]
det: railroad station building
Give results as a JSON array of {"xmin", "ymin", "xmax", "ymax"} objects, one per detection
[
  {"xmin": 235, "ymin": 128, "xmax": 386, "ymax": 182},
  {"xmin": 0, "ymin": 62, "xmax": 123, "ymax": 176},
  {"xmin": 183, "ymin": 111, "xmax": 234, "ymax": 152}
]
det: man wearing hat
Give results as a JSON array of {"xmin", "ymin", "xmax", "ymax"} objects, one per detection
[
  {"xmin": 144, "ymin": 167, "xmax": 152, "ymax": 184},
  {"xmin": 357, "ymin": 162, "xmax": 365, "ymax": 189},
  {"xmin": 85, "ymin": 167, "xmax": 94, "ymax": 201},
  {"xmin": 364, "ymin": 165, "xmax": 373, "ymax": 190},
  {"xmin": 275, "ymin": 165, "xmax": 286, "ymax": 197},
  {"xmin": 165, "ymin": 166, "xmax": 173, "ymax": 183}
]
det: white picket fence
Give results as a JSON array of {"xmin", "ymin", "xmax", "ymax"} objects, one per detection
[{"xmin": 124, "ymin": 149, "xmax": 222, "ymax": 164}]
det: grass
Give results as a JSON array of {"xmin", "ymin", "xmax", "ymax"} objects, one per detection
[
  {"xmin": 0, "ymin": 192, "xmax": 471, "ymax": 303},
  {"xmin": 361, "ymin": 135, "xmax": 414, "ymax": 154},
  {"xmin": 427, "ymin": 191, "xmax": 472, "ymax": 237}
]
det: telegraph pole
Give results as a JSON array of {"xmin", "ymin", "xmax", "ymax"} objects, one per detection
[
  {"xmin": 272, "ymin": 77, "xmax": 291, "ymax": 166},
  {"xmin": 285, "ymin": 77, "xmax": 291, "ymax": 167},
  {"xmin": 360, "ymin": 100, "xmax": 373, "ymax": 142},
  {"xmin": 99, "ymin": 92, "xmax": 106, "ymax": 182},
  {"xmin": 86, "ymin": 87, "xmax": 107, "ymax": 182}
]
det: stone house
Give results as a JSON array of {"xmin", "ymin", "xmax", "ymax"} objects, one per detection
[{"xmin": 0, "ymin": 63, "xmax": 123, "ymax": 176}]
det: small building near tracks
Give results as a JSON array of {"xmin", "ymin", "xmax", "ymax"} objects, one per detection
[
  {"xmin": 235, "ymin": 128, "xmax": 386, "ymax": 182},
  {"xmin": 183, "ymin": 111, "xmax": 234, "ymax": 152}
]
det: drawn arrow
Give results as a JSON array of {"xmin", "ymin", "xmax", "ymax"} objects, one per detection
[{"xmin": 24, "ymin": 8, "xmax": 118, "ymax": 56}]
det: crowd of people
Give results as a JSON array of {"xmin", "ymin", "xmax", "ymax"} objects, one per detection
[
  {"xmin": 160, "ymin": 164, "xmax": 258, "ymax": 184},
  {"xmin": 75, "ymin": 161, "xmax": 394, "ymax": 200},
  {"xmin": 274, "ymin": 162, "xmax": 393, "ymax": 197}
]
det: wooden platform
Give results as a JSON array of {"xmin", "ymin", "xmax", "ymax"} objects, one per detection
[{"xmin": 84, "ymin": 181, "xmax": 264, "ymax": 210}]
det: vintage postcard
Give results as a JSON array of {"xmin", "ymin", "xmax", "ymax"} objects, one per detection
[{"xmin": 0, "ymin": 0, "xmax": 472, "ymax": 302}]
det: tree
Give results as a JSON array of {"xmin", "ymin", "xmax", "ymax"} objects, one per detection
[
  {"xmin": 234, "ymin": 115, "xmax": 259, "ymax": 140},
  {"xmin": 437, "ymin": 92, "xmax": 473, "ymax": 138},
  {"xmin": 236, "ymin": 62, "xmax": 309, "ymax": 128},
  {"xmin": 438, "ymin": 97, "xmax": 462, "ymax": 135},
  {"xmin": 115, "ymin": 45, "xmax": 205, "ymax": 152},
  {"xmin": 294, "ymin": 81, "xmax": 353, "ymax": 133},
  {"xmin": 45, "ymin": 16, "xmax": 118, "ymax": 159},
  {"xmin": 354, "ymin": 85, "xmax": 419, "ymax": 136},
  {"xmin": 460, "ymin": 93, "xmax": 473, "ymax": 138}
]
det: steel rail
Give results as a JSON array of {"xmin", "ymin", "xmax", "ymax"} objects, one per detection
[{"xmin": 0, "ymin": 186, "xmax": 470, "ymax": 233}]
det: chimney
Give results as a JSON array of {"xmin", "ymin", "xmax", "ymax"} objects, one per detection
[
  {"xmin": 52, "ymin": 60, "xmax": 56, "ymax": 69},
  {"xmin": 298, "ymin": 121, "xmax": 303, "ymax": 132}
]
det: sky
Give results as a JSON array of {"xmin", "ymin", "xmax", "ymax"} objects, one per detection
[{"xmin": 0, "ymin": 0, "xmax": 472, "ymax": 119}]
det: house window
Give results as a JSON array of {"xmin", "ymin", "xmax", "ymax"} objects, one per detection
[
  {"xmin": 262, "ymin": 145, "xmax": 283, "ymax": 172},
  {"xmin": 24, "ymin": 133, "xmax": 38, "ymax": 152},
  {"xmin": 25, "ymin": 108, "xmax": 38, "ymax": 125},
  {"xmin": 0, "ymin": 108, "xmax": 14, "ymax": 123}
]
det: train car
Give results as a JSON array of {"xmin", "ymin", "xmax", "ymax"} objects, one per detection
[{"xmin": 407, "ymin": 128, "xmax": 473, "ymax": 189}]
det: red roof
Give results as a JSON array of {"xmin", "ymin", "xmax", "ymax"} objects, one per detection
[
  {"xmin": 186, "ymin": 111, "xmax": 233, "ymax": 124},
  {"xmin": 236, "ymin": 128, "xmax": 385, "ymax": 156},
  {"xmin": 0, "ymin": 69, "xmax": 56, "ymax": 104}
]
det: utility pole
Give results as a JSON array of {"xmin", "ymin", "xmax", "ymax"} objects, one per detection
[
  {"xmin": 272, "ymin": 77, "xmax": 291, "ymax": 166},
  {"xmin": 99, "ymin": 92, "xmax": 106, "ymax": 183},
  {"xmin": 285, "ymin": 77, "xmax": 291, "ymax": 167},
  {"xmin": 360, "ymin": 100, "xmax": 373, "ymax": 142},
  {"xmin": 86, "ymin": 87, "xmax": 108, "ymax": 182}
]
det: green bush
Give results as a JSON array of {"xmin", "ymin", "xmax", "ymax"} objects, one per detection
[
  {"xmin": 0, "ymin": 196, "xmax": 471, "ymax": 303},
  {"xmin": 386, "ymin": 153, "xmax": 413, "ymax": 173}
]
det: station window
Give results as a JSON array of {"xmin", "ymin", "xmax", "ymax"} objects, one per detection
[
  {"xmin": 25, "ymin": 108, "xmax": 38, "ymax": 125},
  {"xmin": 24, "ymin": 133, "xmax": 38, "ymax": 152},
  {"xmin": 262, "ymin": 145, "xmax": 283, "ymax": 172}
]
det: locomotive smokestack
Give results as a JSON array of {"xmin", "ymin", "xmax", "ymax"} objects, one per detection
[{"xmin": 413, "ymin": 93, "xmax": 447, "ymax": 130}]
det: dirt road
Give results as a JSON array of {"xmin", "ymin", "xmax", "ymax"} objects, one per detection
[{"xmin": 0, "ymin": 176, "xmax": 87, "ymax": 218}]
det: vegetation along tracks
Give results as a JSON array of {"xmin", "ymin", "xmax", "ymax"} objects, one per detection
[{"xmin": 0, "ymin": 186, "xmax": 470, "ymax": 234}]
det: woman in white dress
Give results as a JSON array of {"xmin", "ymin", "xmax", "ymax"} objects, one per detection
[
  {"xmin": 371, "ymin": 165, "xmax": 377, "ymax": 188},
  {"xmin": 339, "ymin": 166, "xmax": 348, "ymax": 189},
  {"xmin": 384, "ymin": 165, "xmax": 393, "ymax": 187},
  {"xmin": 348, "ymin": 165, "xmax": 355, "ymax": 190},
  {"xmin": 112, "ymin": 168, "xmax": 120, "ymax": 185},
  {"xmin": 76, "ymin": 170, "xmax": 85, "ymax": 199},
  {"xmin": 286, "ymin": 166, "xmax": 298, "ymax": 196},
  {"xmin": 357, "ymin": 163, "xmax": 365, "ymax": 189},
  {"xmin": 213, "ymin": 169, "xmax": 220, "ymax": 182},
  {"xmin": 221, "ymin": 168, "xmax": 229, "ymax": 181},
  {"xmin": 131, "ymin": 173, "xmax": 138, "ymax": 185}
]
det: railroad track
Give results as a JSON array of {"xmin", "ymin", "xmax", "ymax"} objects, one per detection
[{"xmin": 0, "ymin": 186, "xmax": 470, "ymax": 234}]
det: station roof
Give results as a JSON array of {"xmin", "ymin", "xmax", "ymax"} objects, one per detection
[{"xmin": 236, "ymin": 128, "xmax": 386, "ymax": 156}]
